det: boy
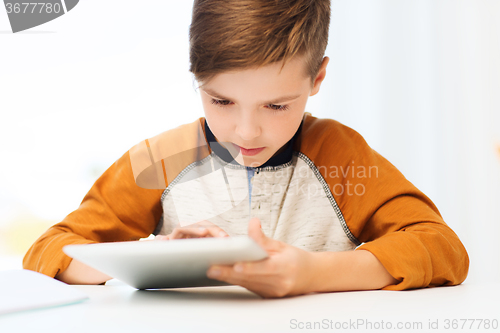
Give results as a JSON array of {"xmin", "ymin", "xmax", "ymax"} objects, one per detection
[{"xmin": 23, "ymin": 0, "xmax": 469, "ymax": 298}]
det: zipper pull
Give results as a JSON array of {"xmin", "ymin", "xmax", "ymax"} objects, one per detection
[{"xmin": 256, "ymin": 168, "xmax": 260, "ymax": 175}]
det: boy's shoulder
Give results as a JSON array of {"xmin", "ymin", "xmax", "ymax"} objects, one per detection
[
  {"xmin": 128, "ymin": 118, "xmax": 208, "ymax": 189},
  {"xmin": 146, "ymin": 117, "xmax": 207, "ymax": 149},
  {"xmin": 298, "ymin": 113, "xmax": 372, "ymax": 160}
]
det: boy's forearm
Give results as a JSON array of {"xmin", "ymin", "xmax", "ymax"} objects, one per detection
[
  {"xmin": 307, "ymin": 249, "xmax": 399, "ymax": 293},
  {"xmin": 55, "ymin": 259, "xmax": 112, "ymax": 285}
]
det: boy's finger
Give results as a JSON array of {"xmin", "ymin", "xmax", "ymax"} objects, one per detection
[
  {"xmin": 232, "ymin": 260, "xmax": 271, "ymax": 276},
  {"xmin": 248, "ymin": 218, "xmax": 281, "ymax": 252},
  {"xmin": 206, "ymin": 227, "xmax": 229, "ymax": 238},
  {"xmin": 206, "ymin": 264, "xmax": 270, "ymax": 290},
  {"xmin": 248, "ymin": 218, "xmax": 269, "ymax": 246},
  {"xmin": 170, "ymin": 226, "xmax": 209, "ymax": 239},
  {"xmin": 197, "ymin": 222, "xmax": 228, "ymax": 237},
  {"xmin": 187, "ymin": 220, "xmax": 228, "ymax": 238}
]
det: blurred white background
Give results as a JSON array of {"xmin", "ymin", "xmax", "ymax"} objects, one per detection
[{"xmin": 0, "ymin": 0, "xmax": 498, "ymax": 284}]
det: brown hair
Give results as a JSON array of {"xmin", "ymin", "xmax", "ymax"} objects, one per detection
[{"xmin": 189, "ymin": 0, "xmax": 330, "ymax": 88}]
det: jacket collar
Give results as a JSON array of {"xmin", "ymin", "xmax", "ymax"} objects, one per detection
[{"xmin": 204, "ymin": 119, "xmax": 302, "ymax": 168}]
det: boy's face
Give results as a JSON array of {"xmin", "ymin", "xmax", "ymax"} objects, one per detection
[{"xmin": 200, "ymin": 55, "xmax": 329, "ymax": 167}]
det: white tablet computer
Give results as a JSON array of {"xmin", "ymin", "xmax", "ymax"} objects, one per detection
[{"xmin": 63, "ymin": 236, "xmax": 268, "ymax": 290}]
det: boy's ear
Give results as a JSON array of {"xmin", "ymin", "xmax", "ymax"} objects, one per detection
[{"xmin": 310, "ymin": 56, "xmax": 330, "ymax": 97}]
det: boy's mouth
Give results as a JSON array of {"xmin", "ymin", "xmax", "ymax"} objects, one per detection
[{"xmin": 232, "ymin": 144, "xmax": 265, "ymax": 156}]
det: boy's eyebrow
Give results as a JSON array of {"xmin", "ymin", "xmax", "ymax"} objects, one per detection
[{"xmin": 202, "ymin": 88, "xmax": 302, "ymax": 105}]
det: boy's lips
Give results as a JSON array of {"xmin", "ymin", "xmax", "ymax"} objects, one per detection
[{"xmin": 232, "ymin": 143, "xmax": 265, "ymax": 156}]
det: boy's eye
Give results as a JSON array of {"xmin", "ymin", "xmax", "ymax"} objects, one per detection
[
  {"xmin": 268, "ymin": 104, "xmax": 289, "ymax": 111},
  {"xmin": 210, "ymin": 99, "xmax": 232, "ymax": 107},
  {"xmin": 210, "ymin": 99, "xmax": 289, "ymax": 112}
]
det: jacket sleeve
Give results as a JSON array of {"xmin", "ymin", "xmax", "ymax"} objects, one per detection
[
  {"xmin": 344, "ymin": 146, "xmax": 470, "ymax": 290},
  {"xmin": 22, "ymin": 150, "xmax": 164, "ymax": 278},
  {"xmin": 300, "ymin": 116, "xmax": 469, "ymax": 290}
]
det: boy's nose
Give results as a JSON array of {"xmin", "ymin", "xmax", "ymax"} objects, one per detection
[{"xmin": 235, "ymin": 113, "xmax": 262, "ymax": 141}]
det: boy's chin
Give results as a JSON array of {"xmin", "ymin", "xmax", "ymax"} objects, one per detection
[{"xmin": 234, "ymin": 155, "xmax": 265, "ymax": 168}]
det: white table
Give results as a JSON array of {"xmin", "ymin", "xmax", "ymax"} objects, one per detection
[{"xmin": 1, "ymin": 281, "xmax": 499, "ymax": 333}]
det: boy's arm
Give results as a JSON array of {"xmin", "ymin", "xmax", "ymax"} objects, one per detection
[
  {"xmin": 301, "ymin": 117, "xmax": 469, "ymax": 291},
  {"xmin": 304, "ymin": 171, "xmax": 468, "ymax": 293},
  {"xmin": 55, "ymin": 259, "xmax": 112, "ymax": 285},
  {"xmin": 205, "ymin": 212, "xmax": 463, "ymax": 297},
  {"xmin": 308, "ymin": 249, "xmax": 399, "ymax": 292},
  {"xmin": 23, "ymin": 150, "xmax": 164, "ymax": 281},
  {"xmin": 205, "ymin": 218, "xmax": 398, "ymax": 297},
  {"xmin": 349, "ymin": 192, "xmax": 469, "ymax": 290},
  {"xmin": 328, "ymin": 145, "xmax": 469, "ymax": 290}
]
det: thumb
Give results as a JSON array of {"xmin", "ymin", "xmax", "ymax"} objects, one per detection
[{"xmin": 248, "ymin": 217, "xmax": 275, "ymax": 250}]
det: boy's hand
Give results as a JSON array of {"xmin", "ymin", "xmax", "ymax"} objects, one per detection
[
  {"xmin": 154, "ymin": 220, "xmax": 229, "ymax": 240},
  {"xmin": 206, "ymin": 218, "xmax": 315, "ymax": 298}
]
